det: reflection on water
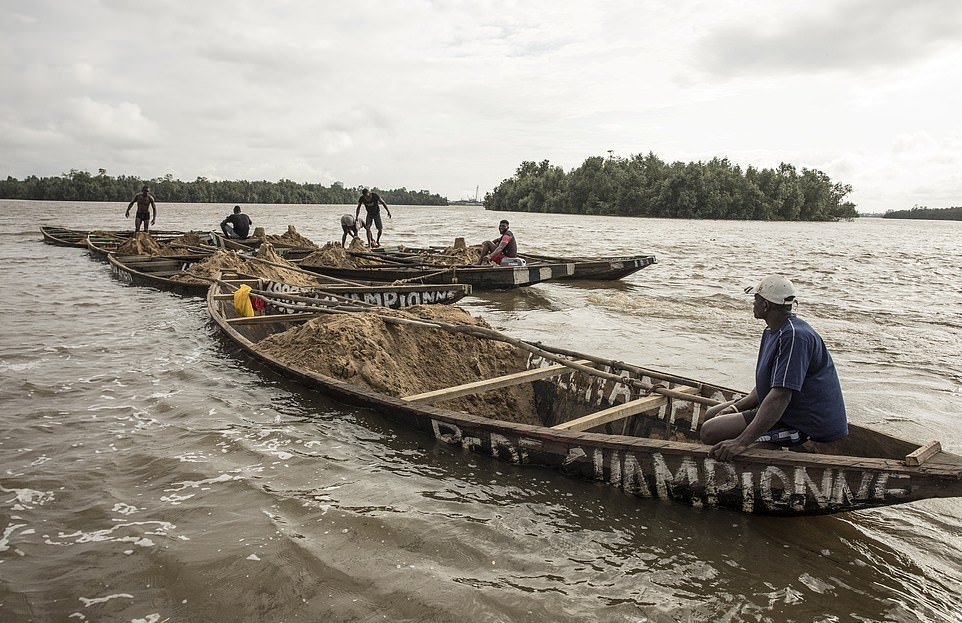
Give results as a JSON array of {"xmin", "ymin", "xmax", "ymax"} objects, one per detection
[{"xmin": 1, "ymin": 201, "xmax": 960, "ymax": 622}]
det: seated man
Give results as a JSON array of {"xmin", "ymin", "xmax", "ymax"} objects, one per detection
[
  {"xmin": 220, "ymin": 205, "xmax": 252, "ymax": 240},
  {"xmin": 701, "ymin": 275, "xmax": 847, "ymax": 461},
  {"xmin": 477, "ymin": 219, "xmax": 520, "ymax": 265}
]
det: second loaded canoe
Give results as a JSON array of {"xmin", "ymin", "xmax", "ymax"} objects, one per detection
[
  {"xmin": 297, "ymin": 261, "xmax": 575, "ymax": 290},
  {"xmin": 108, "ymin": 253, "xmax": 472, "ymax": 305}
]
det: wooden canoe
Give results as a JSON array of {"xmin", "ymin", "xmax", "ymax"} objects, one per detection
[
  {"xmin": 518, "ymin": 253, "xmax": 657, "ymax": 280},
  {"xmin": 206, "ymin": 284, "xmax": 962, "ymax": 515},
  {"xmin": 86, "ymin": 232, "xmax": 203, "ymax": 262},
  {"xmin": 109, "ymin": 253, "xmax": 472, "ymax": 305},
  {"xmin": 382, "ymin": 246, "xmax": 658, "ymax": 281},
  {"xmin": 297, "ymin": 260, "xmax": 575, "ymax": 290},
  {"xmin": 40, "ymin": 226, "xmax": 184, "ymax": 248},
  {"xmin": 207, "ymin": 231, "xmax": 316, "ymax": 260}
]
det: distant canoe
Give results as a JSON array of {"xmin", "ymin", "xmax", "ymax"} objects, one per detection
[
  {"xmin": 207, "ymin": 231, "xmax": 316, "ymax": 260},
  {"xmin": 519, "ymin": 253, "xmax": 656, "ymax": 280},
  {"xmin": 207, "ymin": 285, "xmax": 962, "ymax": 516},
  {"xmin": 108, "ymin": 253, "xmax": 471, "ymax": 305},
  {"xmin": 40, "ymin": 226, "xmax": 184, "ymax": 248},
  {"xmin": 298, "ymin": 260, "xmax": 575, "ymax": 290},
  {"xmin": 375, "ymin": 246, "xmax": 656, "ymax": 281}
]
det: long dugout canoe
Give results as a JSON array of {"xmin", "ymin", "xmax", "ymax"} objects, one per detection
[
  {"xmin": 297, "ymin": 261, "xmax": 575, "ymax": 290},
  {"xmin": 109, "ymin": 254, "xmax": 471, "ymax": 306},
  {"xmin": 40, "ymin": 226, "xmax": 185, "ymax": 248},
  {"xmin": 206, "ymin": 284, "xmax": 962, "ymax": 516}
]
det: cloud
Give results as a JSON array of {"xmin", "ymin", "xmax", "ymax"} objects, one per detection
[{"xmin": 695, "ymin": 0, "xmax": 962, "ymax": 77}]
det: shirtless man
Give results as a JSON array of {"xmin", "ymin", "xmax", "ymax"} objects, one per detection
[
  {"xmin": 355, "ymin": 188, "xmax": 391, "ymax": 248},
  {"xmin": 125, "ymin": 185, "xmax": 157, "ymax": 232}
]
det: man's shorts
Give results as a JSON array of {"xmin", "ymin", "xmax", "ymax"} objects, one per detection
[
  {"xmin": 741, "ymin": 408, "xmax": 808, "ymax": 445},
  {"xmin": 364, "ymin": 211, "xmax": 383, "ymax": 231}
]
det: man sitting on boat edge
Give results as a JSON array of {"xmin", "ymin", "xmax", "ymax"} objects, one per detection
[
  {"xmin": 477, "ymin": 219, "xmax": 524, "ymax": 266},
  {"xmin": 221, "ymin": 205, "xmax": 253, "ymax": 240},
  {"xmin": 700, "ymin": 275, "xmax": 847, "ymax": 461}
]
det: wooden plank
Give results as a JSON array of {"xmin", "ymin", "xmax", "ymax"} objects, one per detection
[
  {"xmin": 223, "ymin": 312, "xmax": 319, "ymax": 325},
  {"xmin": 402, "ymin": 360, "xmax": 591, "ymax": 403},
  {"xmin": 905, "ymin": 440, "xmax": 942, "ymax": 466},
  {"xmin": 552, "ymin": 385, "xmax": 699, "ymax": 432}
]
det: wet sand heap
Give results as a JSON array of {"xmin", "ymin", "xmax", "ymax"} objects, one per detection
[
  {"xmin": 168, "ymin": 246, "xmax": 322, "ymax": 286},
  {"xmin": 253, "ymin": 225, "xmax": 319, "ymax": 249},
  {"xmin": 257, "ymin": 305, "xmax": 541, "ymax": 425},
  {"xmin": 115, "ymin": 232, "xmax": 180, "ymax": 256},
  {"xmin": 299, "ymin": 238, "xmax": 372, "ymax": 269}
]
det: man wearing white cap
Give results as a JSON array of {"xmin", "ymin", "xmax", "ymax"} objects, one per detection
[{"xmin": 701, "ymin": 275, "xmax": 847, "ymax": 461}]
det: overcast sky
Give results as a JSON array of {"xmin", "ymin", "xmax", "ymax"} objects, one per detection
[{"xmin": 2, "ymin": 0, "xmax": 961, "ymax": 211}]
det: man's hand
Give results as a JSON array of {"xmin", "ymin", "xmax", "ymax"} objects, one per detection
[
  {"xmin": 387, "ymin": 210, "xmax": 392, "ymax": 219},
  {"xmin": 151, "ymin": 218, "xmax": 156, "ymax": 225},
  {"xmin": 710, "ymin": 438, "xmax": 749, "ymax": 462},
  {"xmin": 125, "ymin": 210, "xmax": 130, "ymax": 219}
]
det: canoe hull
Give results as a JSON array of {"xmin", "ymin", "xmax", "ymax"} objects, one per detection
[
  {"xmin": 520, "ymin": 254, "xmax": 657, "ymax": 280},
  {"xmin": 298, "ymin": 262, "xmax": 575, "ymax": 290},
  {"xmin": 207, "ymin": 284, "xmax": 962, "ymax": 515}
]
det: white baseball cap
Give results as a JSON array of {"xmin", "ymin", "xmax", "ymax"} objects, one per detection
[{"xmin": 745, "ymin": 275, "xmax": 797, "ymax": 305}]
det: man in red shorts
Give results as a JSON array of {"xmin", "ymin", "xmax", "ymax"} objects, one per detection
[{"xmin": 477, "ymin": 219, "xmax": 518, "ymax": 265}]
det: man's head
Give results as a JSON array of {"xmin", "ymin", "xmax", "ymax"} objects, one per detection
[
  {"xmin": 499, "ymin": 219, "xmax": 509, "ymax": 233},
  {"xmin": 747, "ymin": 275, "xmax": 796, "ymax": 317},
  {"xmin": 362, "ymin": 188, "xmax": 370, "ymax": 196},
  {"xmin": 142, "ymin": 185, "xmax": 149, "ymax": 193},
  {"xmin": 233, "ymin": 205, "xmax": 241, "ymax": 214}
]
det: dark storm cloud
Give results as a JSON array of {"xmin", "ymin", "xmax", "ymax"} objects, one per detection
[{"xmin": 696, "ymin": 0, "xmax": 962, "ymax": 77}]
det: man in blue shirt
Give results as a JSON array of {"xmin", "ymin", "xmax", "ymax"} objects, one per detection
[{"xmin": 701, "ymin": 275, "xmax": 847, "ymax": 461}]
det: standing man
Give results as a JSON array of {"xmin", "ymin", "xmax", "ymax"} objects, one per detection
[
  {"xmin": 355, "ymin": 188, "xmax": 391, "ymax": 248},
  {"xmin": 125, "ymin": 185, "xmax": 156, "ymax": 233},
  {"xmin": 700, "ymin": 275, "xmax": 847, "ymax": 460},
  {"xmin": 477, "ymin": 219, "xmax": 518, "ymax": 265},
  {"xmin": 220, "ymin": 205, "xmax": 252, "ymax": 240},
  {"xmin": 340, "ymin": 214, "xmax": 361, "ymax": 246}
]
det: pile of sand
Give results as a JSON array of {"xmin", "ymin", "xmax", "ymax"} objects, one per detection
[
  {"xmin": 115, "ymin": 232, "xmax": 179, "ymax": 255},
  {"xmin": 168, "ymin": 232, "xmax": 207, "ymax": 247},
  {"xmin": 168, "ymin": 248, "xmax": 322, "ymax": 286},
  {"xmin": 257, "ymin": 305, "xmax": 541, "ymax": 425},
  {"xmin": 438, "ymin": 237, "xmax": 482, "ymax": 265},
  {"xmin": 299, "ymin": 240, "xmax": 368, "ymax": 268},
  {"xmin": 395, "ymin": 238, "xmax": 481, "ymax": 266},
  {"xmin": 254, "ymin": 225, "xmax": 319, "ymax": 249}
]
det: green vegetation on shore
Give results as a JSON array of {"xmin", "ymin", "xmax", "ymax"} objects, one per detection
[
  {"xmin": 486, "ymin": 154, "xmax": 858, "ymax": 221},
  {"xmin": 883, "ymin": 205, "xmax": 962, "ymax": 220},
  {"xmin": 0, "ymin": 170, "xmax": 447, "ymax": 205}
]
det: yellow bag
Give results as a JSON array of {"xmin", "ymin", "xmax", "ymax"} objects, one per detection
[{"xmin": 232, "ymin": 284, "xmax": 255, "ymax": 318}]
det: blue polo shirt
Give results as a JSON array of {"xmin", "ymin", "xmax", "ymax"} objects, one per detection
[{"xmin": 755, "ymin": 315, "xmax": 847, "ymax": 442}]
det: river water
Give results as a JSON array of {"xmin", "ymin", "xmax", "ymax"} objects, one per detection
[{"xmin": 1, "ymin": 200, "xmax": 960, "ymax": 622}]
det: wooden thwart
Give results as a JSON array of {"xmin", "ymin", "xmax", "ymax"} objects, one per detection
[
  {"xmin": 905, "ymin": 440, "xmax": 941, "ymax": 467},
  {"xmin": 552, "ymin": 385, "xmax": 699, "ymax": 432},
  {"xmin": 224, "ymin": 312, "xmax": 319, "ymax": 325},
  {"xmin": 402, "ymin": 360, "xmax": 591, "ymax": 403}
]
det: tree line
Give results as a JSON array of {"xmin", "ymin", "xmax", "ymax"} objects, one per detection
[
  {"xmin": 0, "ymin": 170, "xmax": 448, "ymax": 206},
  {"xmin": 485, "ymin": 153, "xmax": 858, "ymax": 221},
  {"xmin": 882, "ymin": 205, "xmax": 962, "ymax": 221}
]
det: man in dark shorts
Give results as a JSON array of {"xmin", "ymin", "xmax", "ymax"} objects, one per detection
[
  {"xmin": 477, "ymin": 219, "xmax": 519, "ymax": 265},
  {"xmin": 220, "ymin": 205, "xmax": 252, "ymax": 239},
  {"xmin": 700, "ymin": 275, "xmax": 847, "ymax": 460},
  {"xmin": 355, "ymin": 189, "xmax": 391, "ymax": 248},
  {"xmin": 125, "ymin": 185, "xmax": 157, "ymax": 232},
  {"xmin": 340, "ymin": 214, "xmax": 361, "ymax": 246}
]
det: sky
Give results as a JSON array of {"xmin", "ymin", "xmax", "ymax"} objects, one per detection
[{"xmin": 2, "ymin": 0, "xmax": 961, "ymax": 212}]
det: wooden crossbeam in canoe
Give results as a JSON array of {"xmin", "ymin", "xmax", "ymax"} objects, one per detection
[
  {"xmin": 551, "ymin": 385, "xmax": 700, "ymax": 432},
  {"xmin": 402, "ymin": 360, "xmax": 591, "ymax": 404},
  {"xmin": 223, "ymin": 312, "xmax": 319, "ymax": 325}
]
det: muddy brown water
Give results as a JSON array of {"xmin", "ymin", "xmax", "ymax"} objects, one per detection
[{"xmin": 3, "ymin": 200, "xmax": 961, "ymax": 622}]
